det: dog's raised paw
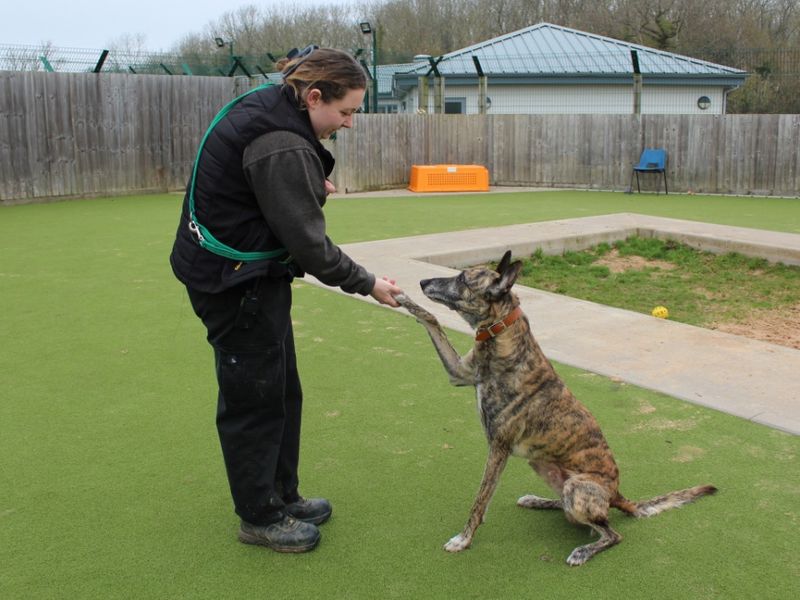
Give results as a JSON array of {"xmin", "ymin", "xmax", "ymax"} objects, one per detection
[
  {"xmin": 393, "ymin": 293, "xmax": 412, "ymax": 306},
  {"xmin": 394, "ymin": 294, "xmax": 438, "ymax": 324},
  {"xmin": 443, "ymin": 533, "xmax": 471, "ymax": 552}
]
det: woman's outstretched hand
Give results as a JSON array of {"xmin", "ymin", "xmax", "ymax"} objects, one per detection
[{"xmin": 370, "ymin": 276, "xmax": 403, "ymax": 307}]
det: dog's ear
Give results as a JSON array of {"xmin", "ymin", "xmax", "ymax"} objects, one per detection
[
  {"xmin": 496, "ymin": 250, "xmax": 513, "ymax": 275},
  {"xmin": 486, "ymin": 260, "xmax": 523, "ymax": 300}
]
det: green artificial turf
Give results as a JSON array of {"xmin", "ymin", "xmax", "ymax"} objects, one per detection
[
  {"xmin": 321, "ymin": 189, "xmax": 800, "ymax": 243},
  {"xmin": 1, "ymin": 191, "xmax": 798, "ymax": 599}
]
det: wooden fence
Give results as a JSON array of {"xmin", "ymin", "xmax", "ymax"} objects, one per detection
[
  {"xmin": 0, "ymin": 72, "xmax": 247, "ymax": 203},
  {"xmin": 331, "ymin": 112, "xmax": 800, "ymax": 197},
  {"xmin": 1, "ymin": 71, "xmax": 799, "ymax": 204}
]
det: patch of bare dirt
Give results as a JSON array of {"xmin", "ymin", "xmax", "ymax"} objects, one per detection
[
  {"xmin": 597, "ymin": 250, "xmax": 800, "ymax": 351},
  {"xmin": 594, "ymin": 248, "xmax": 676, "ymax": 273},
  {"xmin": 710, "ymin": 303, "xmax": 800, "ymax": 350}
]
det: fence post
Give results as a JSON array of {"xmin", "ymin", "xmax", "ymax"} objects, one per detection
[
  {"xmin": 227, "ymin": 57, "xmax": 251, "ymax": 78},
  {"xmin": 631, "ymin": 50, "xmax": 642, "ymax": 115},
  {"xmin": 359, "ymin": 58, "xmax": 371, "ymax": 112},
  {"xmin": 433, "ymin": 75, "xmax": 444, "ymax": 114},
  {"xmin": 39, "ymin": 56, "xmax": 54, "ymax": 72},
  {"xmin": 427, "ymin": 56, "xmax": 444, "ymax": 114},
  {"xmin": 473, "ymin": 56, "xmax": 488, "ymax": 114},
  {"xmin": 417, "ymin": 75, "xmax": 428, "ymax": 113},
  {"xmin": 93, "ymin": 50, "xmax": 109, "ymax": 73}
]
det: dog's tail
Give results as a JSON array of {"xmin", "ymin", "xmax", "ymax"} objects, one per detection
[{"xmin": 613, "ymin": 484, "xmax": 717, "ymax": 518}]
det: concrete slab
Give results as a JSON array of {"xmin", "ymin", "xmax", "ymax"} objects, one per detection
[{"xmin": 306, "ymin": 214, "xmax": 800, "ymax": 435}]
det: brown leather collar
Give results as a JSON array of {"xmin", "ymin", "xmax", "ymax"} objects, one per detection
[{"xmin": 475, "ymin": 306, "xmax": 524, "ymax": 341}]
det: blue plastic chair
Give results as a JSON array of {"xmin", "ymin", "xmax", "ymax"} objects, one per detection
[{"xmin": 630, "ymin": 148, "xmax": 668, "ymax": 194}]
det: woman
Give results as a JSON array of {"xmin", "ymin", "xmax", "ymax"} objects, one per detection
[{"xmin": 170, "ymin": 46, "xmax": 402, "ymax": 553}]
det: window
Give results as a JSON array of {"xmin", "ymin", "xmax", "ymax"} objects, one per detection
[{"xmin": 444, "ymin": 98, "xmax": 466, "ymax": 114}]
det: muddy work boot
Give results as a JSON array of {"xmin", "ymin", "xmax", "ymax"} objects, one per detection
[
  {"xmin": 238, "ymin": 516, "xmax": 320, "ymax": 553},
  {"xmin": 284, "ymin": 497, "xmax": 332, "ymax": 525}
]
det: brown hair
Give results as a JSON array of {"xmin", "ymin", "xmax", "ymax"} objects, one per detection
[{"xmin": 277, "ymin": 47, "xmax": 367, "ymax": 105}]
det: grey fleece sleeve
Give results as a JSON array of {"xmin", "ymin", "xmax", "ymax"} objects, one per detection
[{"xmin": 242, "ymin": 130, "xmax": 375, "ymax": 295}]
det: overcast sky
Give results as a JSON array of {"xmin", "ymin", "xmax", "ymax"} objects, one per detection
[{"xmin": 2, "ymin": 0, "xmax": 327, "ymax": 51}]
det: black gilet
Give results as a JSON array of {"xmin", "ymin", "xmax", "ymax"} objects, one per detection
[{"xmin": 169, "ymin": 84, "xmax": 334, "ymax": 293}]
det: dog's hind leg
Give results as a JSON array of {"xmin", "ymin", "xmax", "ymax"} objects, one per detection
[
  {"xmin": 566, "ymin": 520, "xmax": 622, "ymax": 566},
  {"xmin": 444, "ymin": 446, "xmax": 509, "ymax": 552},
  {"xmin": 560, "ymin": 475, "xmax": 622, "ymax": 566},
  {"xmin": 518, "ymin": 460, "xmax": 565, "ymax": 509}
]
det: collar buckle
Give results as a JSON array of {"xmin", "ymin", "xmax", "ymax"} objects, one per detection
[
  {"xmin": 475, "ymin": 306, "xmax": 523, "ymax": 342},
  {"xmin": 487, "ymin": 320, "xmax": 507, "ymax": 337}
]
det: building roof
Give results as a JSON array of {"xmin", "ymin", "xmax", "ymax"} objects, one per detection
[
  {"xmin": 394, "ymin": 22, "xmax": 746, "ymax": 88},
  {"xmin": 373, "ymin": 63, "xmax": 415, "ymax": 95}
]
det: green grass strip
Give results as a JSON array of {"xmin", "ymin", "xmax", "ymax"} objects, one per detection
[
  {"xmin": 515, "ymin": 236, "xmax": 800, "ymax": 327},
  {"xmin": 321, "ymin": 189, "xmax": 800, "ymax": 243}
]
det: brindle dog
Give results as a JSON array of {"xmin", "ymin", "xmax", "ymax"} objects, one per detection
[{"xmin": 395, "ymin": 251, "xmax": 716, "ymax": 566}]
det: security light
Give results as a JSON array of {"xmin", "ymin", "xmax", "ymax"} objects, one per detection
[{"xmin": 359, "ymin": 22, "xmax": 372, "ymax": 34}]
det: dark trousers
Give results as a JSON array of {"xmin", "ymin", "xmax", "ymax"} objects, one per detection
[{"xmin": 187, "ymin": 276, "xmax": 302, "ymax": 525}]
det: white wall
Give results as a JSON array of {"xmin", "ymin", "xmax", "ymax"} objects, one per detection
[{"xmin": 402, "ymin": 83, "xmax": 728, "ymax": 115}]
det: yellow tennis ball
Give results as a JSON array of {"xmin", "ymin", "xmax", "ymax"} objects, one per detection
[{"xmin": 651, "ymin": 306, "xmax": 669, "ymax": 319}]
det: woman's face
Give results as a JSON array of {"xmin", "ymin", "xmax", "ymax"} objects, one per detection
[{"xmin": 305, "ymin": 87, "xmax": 366, "ymax": 139}]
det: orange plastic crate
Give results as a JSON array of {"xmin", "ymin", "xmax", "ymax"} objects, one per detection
[{"xmin": 408, "ymin": 164, "xmax": 490, "ymax": 192}]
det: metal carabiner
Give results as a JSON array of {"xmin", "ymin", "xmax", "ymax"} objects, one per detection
[{"xmin": 188, "ymin": 220, "xmax": 205, "ymax": 243}]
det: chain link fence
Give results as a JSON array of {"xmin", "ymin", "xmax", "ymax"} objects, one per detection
[
  {"xmin": 686, "ymin": 47, "xmax": 800, "ymax": 113},
  {"xmin": 2, "ymin": 43, "xmax": 798, "ymax": 113},
  {"xmin": 0, "ymin": 43, "xmax": 278, "ymax": 77}
]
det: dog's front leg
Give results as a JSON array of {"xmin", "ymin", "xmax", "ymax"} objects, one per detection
[
  {"xmin": 445, "ymin": 445, "xmax": 509, "ymax": 552},
  {"xmin": 423, "ymin": 329, "xmax": 476, "ymax": 386},
  {"xmin": 396, "ymin": 294, "xmax": 475, "ymax": 385}
]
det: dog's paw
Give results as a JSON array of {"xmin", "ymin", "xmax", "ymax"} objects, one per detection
[
  {"xmin": 517, "ymin": 494, "xmax": 543, "ymax": 508},
  {"xmin": 394, "ymin": 294, "xmax": 439, "ymax": 325},
  {"xmin": 517, "ymin": 494, "xmax": 562, "ymax": 510},
  {"xmin": 443, "ymin": 533, "xmax": 471, "ymax": 553},
  {"xmin": 566, "ymin": 546, "xmax": 592, "ymax": 566}
]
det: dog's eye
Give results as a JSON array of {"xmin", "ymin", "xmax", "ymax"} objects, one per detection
[{"xmin": 457, "ymin": 272, "xmax": 474, "ymax": 291}]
